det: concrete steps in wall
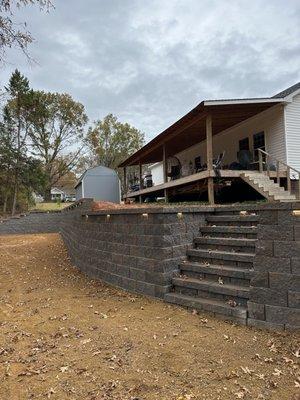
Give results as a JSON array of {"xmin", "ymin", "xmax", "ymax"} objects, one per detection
[{"xmin": 165, "ymin": 212, "xmax": 258, "ymax": 324}]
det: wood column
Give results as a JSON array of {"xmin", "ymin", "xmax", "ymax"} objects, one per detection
[
  {"xmin": 139, "ymin": 163, "xmax": 143, "ymax": 203},
  {"xmin": 206, "ymin": 114, "xmax": 215, "ymax": 205},
  {"xmin": 162, "ymin": 144, "xmax": 168, "ymax": 202},
  {"xmin": 123, "ymin": 167, "xmax": 127, "ymax": 198}
]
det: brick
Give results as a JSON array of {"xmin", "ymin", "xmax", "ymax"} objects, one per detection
[
  {"xmin": 277, "ymin": 210, "xmax": 300, "ymax": 225},
  {"xmin": 265, "ymin": 305, "xmax": 300, "ymax": 326},
  {"xmin": 123, "ymin": 255, "xmax": 137, "ymax": 268},
  {"xmin": 291, "ymin": 258, "xmax": 300, "ymax": 275},
  {"xmin": 258, "ymin": 225, "xmax": 293, "ymax": 241},
  {"xmin": 247, "ymin": 318, "xmax": 284, "ymax": 331},
  {"xmin": 253, "ymin": 256, "xmax": 291, "ymax": 273},
  {"xmin": 250, "ymin": 287, "xmax": 287, "ymax": 307},
  {"xmin": 288, "ymin": 291, "xmax": 300, "ymax": 308},
  {"xmin": 258, "ymin": 210, "xmax": 278, "ymax": 225},
  {"xmin": 129, "ymin": 268, "xmax": 146, "ymax": 282},
  {"xmin": 247, "ymin": 302, "xmax": 265, "ymax": 320},
  {"xmin": 111, "ymin": 253, "xmax": 123, "ymax": 265},
  {"xmin": 250, "ymin": 272, "xmax": 269, "ymax": 288},
  {"xmin": 269, "ymin": 272, "xmax": 300, "ymax": 292},
  {"xmin": 255, "ymin": 240, "xmax": 273, "ymax": 257},
  {"xmin": 273, "ymin": 241, "xmax": 300, "ymax": 258}
]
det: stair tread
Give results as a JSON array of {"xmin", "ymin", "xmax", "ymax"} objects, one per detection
[
  {"xmin": 188, "ymin": 248, "xmax": 255, "ymax": 259},
  {"xmin": 181, "ymin": 261, "xmax": 253, "ymax": 274},
  {"xmin": 195, "ymin": 236, "xmax": 256, "ymax": 246},
  {"xmin": 173, "ymin": 276, "xmax": 250, "ymax": 293},
  {"xmin": 165, "ymin": 292, "xmax": 248, "ymax": 317},
  {"xmin": 206, "ymin": 215, "xmax": 258, "ymax": 221}
]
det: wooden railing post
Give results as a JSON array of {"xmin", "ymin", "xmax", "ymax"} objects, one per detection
[
  {"xmin": 266, "ymin": 154, "xmax": 270, "ymax": 177},
  {"xmin": 162, "ymin": 144, "xmax": 168, "ymax": 202},
  {"xmin": 276, "ymin": 161, "xmax": 280, "ymax": 184},
  {"xmin": 139, "ymin": 163, "xmax": 143, "ymax": 203},
  {"xmin": 206, "ymin": 114, "xmax": 214, "ymax": 205},
  {"xmin": 258, "ymin": 150, "xmax": 263, "ymax": 173},
  {"xmin": 123, "ymin": 167, "xmax": 127, "ymax": 196}
]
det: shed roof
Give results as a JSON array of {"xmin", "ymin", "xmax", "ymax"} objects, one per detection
[{"xmin": 74, "ymin": 165, "xmax": 118, "ymax": 189}]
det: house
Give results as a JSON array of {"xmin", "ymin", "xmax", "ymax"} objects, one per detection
[
  {"xmin": 75, "ymin": 165, "xmax": 121, "ymax": 203},
  {"xmin": 119, "ymin": 82, "xmax": 300, "ymax": 204},
  {"xmin": 51, "ymin": 187, "xmax": 66, "ymax": 202}
]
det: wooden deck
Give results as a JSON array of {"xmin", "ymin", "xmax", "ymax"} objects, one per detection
[{"xmin": 124, "ymin": 169, "xmax": 287, "ymax": 199}]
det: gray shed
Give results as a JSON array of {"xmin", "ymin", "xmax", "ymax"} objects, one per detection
[{"xmin": 75, "ymin": 166, "xmax": 121, "ymax": 203}]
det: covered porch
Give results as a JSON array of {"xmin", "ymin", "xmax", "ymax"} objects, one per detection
[{"xmin": 119, "ymin": 98, "xmax": 297, "ymax": 204}]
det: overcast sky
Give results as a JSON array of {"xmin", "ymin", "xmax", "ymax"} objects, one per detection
[{"xmin": 1, "ymin": 0, "xmax": 300, "ymax": 142}]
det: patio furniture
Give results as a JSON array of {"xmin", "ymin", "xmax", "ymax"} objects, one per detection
[
  {"xmin": 194, "ymin": 156, "xmax": 203, "ymax": 173},
  {"xmin": 237, "ymin": 149, "xmax": 253, "ymax": 170},
  {"xmin": 167, "ymin": 156, "xmax": 182, "ymax": 180},
  {"xmin": 213, "ymin": 151, "xmax": 225, "ymax": 177}
]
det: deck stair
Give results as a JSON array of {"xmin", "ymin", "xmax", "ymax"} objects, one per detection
[
  {"xmin": 165, "ymin": 212, "xmax": 258, "ymax": 324},
  {"xmin": 241, "ymin": 171, "xmax": 296, "ymax": 202}
]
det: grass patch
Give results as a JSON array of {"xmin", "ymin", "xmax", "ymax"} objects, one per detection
[{"xmin": 30, "ymin": 202, "xmax": 74, "ymax": 211}]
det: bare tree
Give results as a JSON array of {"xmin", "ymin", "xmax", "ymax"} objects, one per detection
[{"xmin": 0, "ymin": 0, "xmax": 53, "ymax": 64}]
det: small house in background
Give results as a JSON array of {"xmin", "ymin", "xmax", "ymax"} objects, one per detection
[
  {"xmin": 75, "ymin": 166, "xmax": 121, "ymax": 203},
  {"xmin": 51, "ymin": 187, "xmax": 66, "ymax": 202}
]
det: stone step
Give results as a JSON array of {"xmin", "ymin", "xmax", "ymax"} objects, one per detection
[
  {"xmin": 165, "ymin": 292, "xmax": 248, "ymax": 319},
  {"xmin": 187, "ymin": 248, "xmax": 255, "ymax": 263},
  {"xmin": 180, "ymin": 261, "xmax": 253, "ymax": 280},
  {"xmin": 173, "ymin": 276, "xmax": 250, "ymax": 299},
  {"xmin": 206, "ymin": 215, "xmax": 258, "ymax": 226},
  {"xmin": 272, "ymin": 194, "xmax": 296, "ymax": 201},
  {"xmin": 200, "ymin": 225, "xmax": 257, "ymax": 239},
  {"xmin": 194, "ymin": 236, "xmax": 256, "ymax": 253}
]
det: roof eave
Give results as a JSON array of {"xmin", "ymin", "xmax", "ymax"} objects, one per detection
[{"xmin": 203, "ymin": 98, "xmax": 286, "ymax": 106}]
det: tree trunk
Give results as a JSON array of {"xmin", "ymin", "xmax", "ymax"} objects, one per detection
[
  {"xmin": 11, "ymin": 182, "xmax": 18, "ymax": 216},
  {"xmin": 3, "ymin": 193, "xmax": 8, "ymax": 214},
  {"xmin": 44, "ymin": 187, "xmax": 52, "ymax": 202}
]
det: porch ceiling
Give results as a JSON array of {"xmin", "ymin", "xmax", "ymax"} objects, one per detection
[{"xmin": 119, "ymin": 100, "xmax": 283, "ymax": 167}]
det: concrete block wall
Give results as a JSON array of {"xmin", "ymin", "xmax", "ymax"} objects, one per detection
[
  {"xmin": 248, "ymin": 204, "xmax": 300, "ymax": 330},
  {"xmin": 0, "ymin": 211, "xmax": 62, "ymax": 235},
  {"xmin": 60, "ymin": 206, "xmax": 212, "ymax": 298}
]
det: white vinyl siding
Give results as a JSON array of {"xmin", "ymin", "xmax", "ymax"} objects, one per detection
[
  {"xmin": 175, "ymin": 104, "xmax": 286, "ymax": 170},
  {"xmin": 285, "ymin": 93, "xmax": 300, "ymax": 172},
  {"xmin": 149, "ymin": 162, "xmax": 164, "ymax": 185}
]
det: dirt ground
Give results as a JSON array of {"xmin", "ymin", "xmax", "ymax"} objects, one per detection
[{"xmin": 0, "ymin": 234, "xmax": 299, "ymax": 400}]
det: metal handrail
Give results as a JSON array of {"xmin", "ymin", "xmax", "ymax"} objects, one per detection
[{"xmin": 258, "ymin": 148, "xmax": 300, "ymax": 199}]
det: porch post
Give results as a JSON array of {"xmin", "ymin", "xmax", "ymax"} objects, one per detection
[
  {"xmin": 123, "ymin": 167, "xmax": 127, "ymax": 197},
  {"xmin": 139, "ymin": 162, "xmax": 143, "ymax": 203},
  {"xmin": 206, "ymin": 114, "xmax": 215, "ymax": 205},
  {"xmin": 162, "ymin": 144, "xmax": 168, "ymax": 202}
]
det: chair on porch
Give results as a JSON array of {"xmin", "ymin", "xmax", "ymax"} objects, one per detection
[
  {"xmin": 237, "ymin": 150, "xmax": 253, "ymax": 170},
  {"xmin": 213, "ymin": 151, "xmax": 225, "ymax": 177}
]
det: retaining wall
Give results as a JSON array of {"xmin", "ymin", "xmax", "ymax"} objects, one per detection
[
  {"xmin": 1, "ymin": 199, "xmax": 299, "ymax": 330},
  {"xmin": 60, "ymin": 204, "xmax": 213, "ymax": 298},
  {"xmin": 249, "ymin": 207, "xmax": 300, "ymax": 330},
  {"xmin": 0, "ymin": 211, "xmax": 62, "ymax": 235}
]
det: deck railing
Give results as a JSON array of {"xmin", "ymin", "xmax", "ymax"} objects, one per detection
[{"xmin": 258, "ymin": 148, "xmax": 300, "ymax": 199}]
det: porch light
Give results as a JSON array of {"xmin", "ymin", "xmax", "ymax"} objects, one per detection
[
  {"xmin": 142, "ymin": 213, "xmax": 148, "ymax": 218},
  {"xmin": 177, "ymin": 212, "xmax": 183, "ymax": 219},
  {"xmin": 292, "ymin": 210, "xmax": 300, "ymax": 217},
  {"xmin": 106, "ymin": 214, "xmax": 111, "ymax": 219},
  {"xmin": 85, "ymin": 214, "xmax": 88, "ymax": 219}
]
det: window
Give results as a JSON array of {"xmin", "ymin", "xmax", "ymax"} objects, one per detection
[
  {"xmin": 253, "ymin": 131, "xmax": 265, "ymax": 160},
  {"xmin": 239, "ymin": 137, "xmax": 249, "ymax": 151}
]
